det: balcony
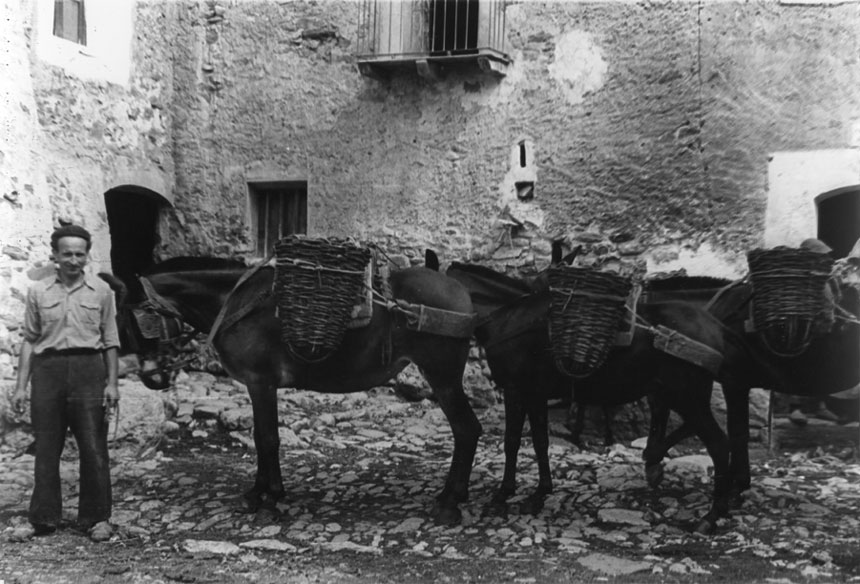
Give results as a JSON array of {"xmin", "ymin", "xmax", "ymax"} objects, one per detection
[{"xmin": 356, "ymin": 0, "xmax": 512, "ymax": 80}]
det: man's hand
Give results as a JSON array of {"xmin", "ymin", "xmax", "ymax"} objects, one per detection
[
  {"xmin": 10, "ymin": 385, "xmax": 27, "ymax": 415},
  {"xmin": 103, "ymin": 382, "xmax": 120, "ymax": 409}
]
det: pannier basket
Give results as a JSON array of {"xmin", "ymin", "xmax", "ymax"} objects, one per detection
[
  {"xmin": 274, "ymin": 236, "xmax": 372, "ymax": 362},
  {"xmin": 547, "ymin": 266, "xmax": 633, "ymax": 378},
  {"xmin": 747, "ymin": 246, "xmax": 834, "ymax": 357}
]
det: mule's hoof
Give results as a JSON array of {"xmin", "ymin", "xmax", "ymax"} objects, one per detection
[
  {"xmin": 253, "ymin": 505, "xmax": 281, "ymax": 524},
  {"xmin": 483, "ymin": 500, "xmax": 509, "ymax": 518},
  {"xmin": 433, "ymin": 504, "xmax": 462, "ymax": 526},
  {"xmin": 729, "ymin": 492, "xmax": 745, "ymax": 509},
  {"xmin": 241, "ymin": 495, "xmax": 262, "ymax": 514},
  {"xmin": 693, "ymin": 518, "xmax": 717, "ymax": 535},
  {"xmin": 520, "ymin": 495, "xmax": 545, "ymax": 516},
  {"xmin": 645, "ymin": 464, "xmax": 664, "ymax": 489}
]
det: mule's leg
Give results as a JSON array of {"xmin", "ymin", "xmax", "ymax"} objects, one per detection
[
  {"xmin": 673, "ymin": 385, "xmax": 730, "ymax": 535},
  {"xmin": 244, "ymin": 383, "xmax": 285, "ymax": 511},
  {"xmin": 601, "ymin": 405, "xmax": 615, "ymax": 446},
  {"xmin": 521, "ymin": 392, "xmax": 552, "ymax": 515},
  {"xmin": 565, "ymin": 398, "xmax": 585, "ymax": 446},
  {"xmin": 487, "ymin": 386, "xmax": 526, "ymax": 516},
  {"xmin": 423, "ymin": 363, "xmax": 482, "ymax": 526},
  {"xmin": 643, "ymin": 392, "xmax": 670, "ymax": 488},
  {"xmin": 723, "ymin": 384, "xmax": 752, "ymax": 507},
  {"xmin": 688, "ymin": 410, "xmax": 730, "ymax": 535}
]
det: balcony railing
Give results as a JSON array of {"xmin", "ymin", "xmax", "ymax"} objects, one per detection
[{"xmin": 356, "ymin": 0, "xmax": 511, "ymax": 78}]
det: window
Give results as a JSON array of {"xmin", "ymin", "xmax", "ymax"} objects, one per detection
[
  {"xmin": 37, "ymin": 0, "xmax": 134, "ymax": 86},
  {"xmin": 53, "ymin": 0, "xmax": 87, "ymax": 45},
  {"xmin": 249, "ymin": 182, "xmax": 308, "ymax": 257}
]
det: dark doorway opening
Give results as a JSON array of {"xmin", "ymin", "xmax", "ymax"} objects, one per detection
[
  {"xmin": 816, "ymin": 185, "xmax": 860, "ymax": 259},
  {"xmin": 104, "ymin": 187, "xmax": 164, "ymax": 300}
]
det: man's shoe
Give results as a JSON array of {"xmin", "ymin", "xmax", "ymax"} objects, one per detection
[
  {"xmin": 813, "ymin": 404, "xmax": 840, "ymax": 423},
  {"xmin": 32, "ymin": 523, "xmax": 57, "ymax": 536},
  {"xmin": 88, "ymin": 521, "xmax": 113, "ymax": 542},
  {"xmin": 789, "ymin": 409, "xmax": 808, "ymax": 427}
]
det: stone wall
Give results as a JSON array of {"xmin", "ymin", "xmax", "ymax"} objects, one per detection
[{"xmin": 154, "ymin": 0, "xmax": 858, "ymax": 278}]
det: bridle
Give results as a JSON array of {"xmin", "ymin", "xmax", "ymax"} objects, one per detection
[{"xmin": 134, "ymin": 275, "xmax": 197, "ymax": 380}]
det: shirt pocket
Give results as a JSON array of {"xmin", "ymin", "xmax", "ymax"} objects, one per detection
[
  {"xmin": 80, "ymin": 301, "xmax": 102, "ymax": 326},
  {"xmin": 39, "ymin": 299, "xmax": 63, "ymax": 325}
]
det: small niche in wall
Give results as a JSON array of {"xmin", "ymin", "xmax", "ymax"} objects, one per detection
[{"xmin": 510, "ymin": 139, "xmax": 536, "ymax": 201}]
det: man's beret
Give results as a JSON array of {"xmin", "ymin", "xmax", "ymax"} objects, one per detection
[{"xmin": 51, "ymin": 224, "xmax": 92, "ymax": 248}]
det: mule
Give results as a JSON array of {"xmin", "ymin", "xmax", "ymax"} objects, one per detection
[
  {"xmin": 133, "ymin": 256, "xmax": 480, "ymax": 525},
  {"xmin": 565, "ymin": 275, "xmax": 733, "ymax": 446},
  {"xmin": 447, "ymin": 261, "xmax": 731, "ymax": 534},
  {"xmin": 646, "ymin": 253, "xmax": 860, "ymax": 503}
]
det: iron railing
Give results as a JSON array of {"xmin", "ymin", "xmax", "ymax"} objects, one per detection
[{"xmin": 357, "ymin": 0, "xmax": 509, "ymax": 65}]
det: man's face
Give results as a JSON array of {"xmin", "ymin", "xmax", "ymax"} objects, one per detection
[{"xmin": 54, "ymin": 236, "xmax": 89, "ymax": 280}]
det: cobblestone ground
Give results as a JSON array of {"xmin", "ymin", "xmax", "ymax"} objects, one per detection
[{"xmin": 1, "ymin": 372, "xmax": 859, "ymax": 583}]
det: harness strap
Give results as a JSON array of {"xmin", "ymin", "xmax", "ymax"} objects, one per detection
[
  {"xmin": 139, "ymin": 276, "xmax": 182, "ymax": 318},
  {"xmin": 652, "ymin": 324, "xmax": 724, "ymax": 377},
  {"xmin": 207, "ymin": 250, "xmax": 275, "ymax": 346},
  {"xmin": 218, "ymin": 290, "xmax": 274, "ymax": 334},
  {"xmin": 615, "ymin": 284, "xmax": 642, "ymax": 346},
  {"xmin": 627, "ymin": 311, "xmax": 724, "ymax": 376}
]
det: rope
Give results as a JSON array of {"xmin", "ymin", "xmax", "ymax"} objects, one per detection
[
  {"xmin": 279, "ymin": 257, "xmax": 367, "ymax": 276},
  {"xmin": 551, "ymin": 287, "xmax": 630, "ymax": 305}
]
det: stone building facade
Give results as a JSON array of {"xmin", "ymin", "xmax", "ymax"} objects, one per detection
[{"xmin": 1, "ymin": 0, "xmax": 859, "ymax": 385}]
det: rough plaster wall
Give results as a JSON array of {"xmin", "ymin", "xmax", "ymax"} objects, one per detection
[
  {"xmin": 159, "ymin": 0, "xmax": 859, "ymax": 277},
  {"xmin": 766, "ymin": 149, "xmax": 860, "ymax": 248},
  {"xmin": 0, "ymin": 0, "xmax": 176, "ymax": 377},
  {"xmin": 0, "ymin": 0, "xmax": 53, "ymax": 371}
]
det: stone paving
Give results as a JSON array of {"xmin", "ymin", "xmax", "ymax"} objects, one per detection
[{"xmin": 1, "ymin": 371, "xmax": 860, "ymax": 582}]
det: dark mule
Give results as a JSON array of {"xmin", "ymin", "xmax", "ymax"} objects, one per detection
[
  {"xmin": 648, "ymin": 254, "xmax": 860, "ymax": 503},
  {"xmin": 134, "ymin": 256, "xmax": 480, "ymax": 525},
  {"xmin": 566, "ymin": 275, "xmax": 732, "ymax": 446},
  {"xmin": 447, "ymin": 261, "xmax": 731, "ymax": 534}
]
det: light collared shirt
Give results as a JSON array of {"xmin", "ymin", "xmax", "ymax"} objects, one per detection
[{"xmin": 23, "ymin": 272, "xmax": 120, "ymax": 355}]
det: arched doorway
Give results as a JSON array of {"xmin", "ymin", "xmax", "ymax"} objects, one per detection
[
  {"xmin": 104, "ymin": 186, "xmax": 167, "ymax": 299},
  {"xmin": 816, "ymin": 185, "xmax": 860, "ymax": 259}
]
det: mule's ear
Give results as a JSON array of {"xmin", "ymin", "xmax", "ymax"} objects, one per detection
[
  {"xmin": 424, "ymin": 249, "xmax": 440, "ymax": 271},
  {"xmin": 551, "ymin": 241, "xmax": 563, "ymax": 265},
  {"xmin": 849, "ymin": 237, "xmax": 860, "ymax": 260},
  {"xmin": 562, "ymin": 245, "xmax": 583, "ymax": 266}
]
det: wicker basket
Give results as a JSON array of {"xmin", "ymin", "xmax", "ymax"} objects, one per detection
[
  {"xmin": 274, "ymin": 236, "xmax": 371, "ymax": 361},
  {"xmin": 747, "ymin": 246, "xmax": 834, "ymax": 356},
  {"xmin": 547, "ymin": 266, "xmax": 633, "ymax": 377}
]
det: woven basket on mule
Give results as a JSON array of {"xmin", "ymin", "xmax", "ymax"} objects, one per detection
[
  {"xmin": 274, "ymin": 236, "xmax": 371, "ymax": 362},
  {"xmin": 747, "ymin": 246, "xmax": 834, "ymax": 357},
  {"xmin": 547, "ymin": 266, "xmax": 633, "ymax": 378}
]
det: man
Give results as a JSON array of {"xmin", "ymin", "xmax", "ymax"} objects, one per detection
[
  {"xmin": 11, "ymin": 224, "xmax": 120, "ymax": 542},
  {"xmin": 784, "ymin": 238, "xmax": 840, "ymax": 425}
]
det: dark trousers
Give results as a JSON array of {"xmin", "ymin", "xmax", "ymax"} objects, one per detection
[{"xmin": 29, "ymin": 352, "xmax": 111, "ymax": 528}]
